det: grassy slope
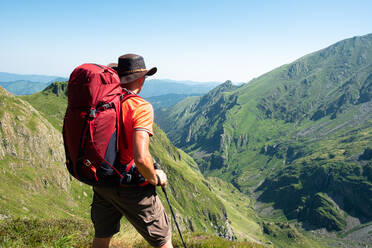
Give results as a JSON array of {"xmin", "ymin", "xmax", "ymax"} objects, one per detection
[
  {"xmin": 0, "ymin": 86, "xmax": 95, "ymax": 247},
  {"xmin": 207, "ymin": 177, "xmax": 262, "ymax": 242}
]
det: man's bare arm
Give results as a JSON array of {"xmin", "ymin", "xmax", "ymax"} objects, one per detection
[{"xmin": 133, "ymin": 130, "xmax": 167, "ymax": 186}]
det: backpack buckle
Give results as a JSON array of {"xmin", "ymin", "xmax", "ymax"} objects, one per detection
[
  {"xmin": 89, "ymin": 108, "xmax": 97, "ymax": 118},
  {"xmin": 83, "ymin": 159, "xmax": 92, "ymax": 167},
  {"xmin": 101, "ymin": 102, "xmax": 113, "ymax": 110}
]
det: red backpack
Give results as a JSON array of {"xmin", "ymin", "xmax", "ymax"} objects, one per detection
[{"xmin": 63, "ymin": 63, "xmax": 147, "ymax": 186}]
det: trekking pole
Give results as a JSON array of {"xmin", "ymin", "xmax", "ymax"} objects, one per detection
[
  {"xmin": 154, "ymin": 161, "xmax": 187, "ymax": 248},
  {"xmin": 162, "ymin": 186, "xmax": 187, "ymax": 248}
]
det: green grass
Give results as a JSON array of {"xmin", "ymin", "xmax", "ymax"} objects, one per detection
[
  {"xmin": 0, "ymin": 155, "xmax": 92, "ymax": 220},
  {"xmin": 0, "ymin": 218, "xmax": 93, "ymax": 248},
  {"xmin": 25, "ymin": 114, "xmax": 38, "ymax": 133},
  {"xmin": 207, "ymin": 177, "xmax": 264, "ymax": 242},
  {"xmin": 0, "ymin": 217, "xmax": 264, "ymax": 248}
]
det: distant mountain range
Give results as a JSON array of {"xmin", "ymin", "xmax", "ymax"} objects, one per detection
[
  {"xmin": 0, "ymin": 72, "xmax": 67, "ymax": 95},
  {"xmin": 0, "ymin": 72, "xmax": 223, "ymax": 111},
  {"xmin": 140, "ymin": 79, "xmax": 222, "ymax": 109},
  {"xmin": 0, "ymin": 72, "xmax": 222, "ymax": 101},
  {"xmin": 0, "ymin": 72, "xmax": 66, "ymax": 83},
  {"xmin": 138, "ymin": 79, "xmax": 221, "ymax": 98}
]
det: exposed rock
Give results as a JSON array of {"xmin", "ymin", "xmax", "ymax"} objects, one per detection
[
  {"xmin": 219, "ymin": 218, "xmax": 236, "ymax": 241},
  {"xmin": 359, "ymin": 147, "xmax": 372, "ymax": 161},
  {"xmin": 44, "ymin": 82, "xmax": 68, "ymax": 97},
  {"xmin": 0, "ymin": 213, "xmax": 10, "ymax": 220}
]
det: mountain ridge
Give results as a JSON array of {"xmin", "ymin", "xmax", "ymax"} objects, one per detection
[
  {"xmin": 140, "ymin": 78, "xmax": 221, "ymax": 98},
  {"xmin": 0, "ymin": 72, "xmax": 65, "ymax": 83}
]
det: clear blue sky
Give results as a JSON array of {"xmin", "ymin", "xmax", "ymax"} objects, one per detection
[{"xmin": 1, "ymin": 0, "xmax": 371, "ymax": 82}]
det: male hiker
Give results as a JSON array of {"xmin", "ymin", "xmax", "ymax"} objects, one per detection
[{"xmin": 91, "ymin": 54, "xmax": 173, "ymax": 248}]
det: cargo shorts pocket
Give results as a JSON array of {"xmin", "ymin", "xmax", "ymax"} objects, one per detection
[{"xmin": 137, "ymin": 194, "xmax": 163, "ymax": 223}]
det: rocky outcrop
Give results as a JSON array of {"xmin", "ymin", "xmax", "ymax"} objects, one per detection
[
  {"xmin": 43, "ymin": 81, "xmax": 68, "ymax": 97},
  {"xmin": 359, "ymin": 147, "xmax": 372, "ymax": 161}
]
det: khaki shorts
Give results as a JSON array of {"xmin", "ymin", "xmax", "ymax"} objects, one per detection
[{"xmin": 91, "ymin": 185, "xmax": 171, "ymax": 247}]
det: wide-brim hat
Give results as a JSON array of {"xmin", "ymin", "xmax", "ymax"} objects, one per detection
[{"xmin": 111, "ymin": 54, "xmax": 157, "ymax": 85}]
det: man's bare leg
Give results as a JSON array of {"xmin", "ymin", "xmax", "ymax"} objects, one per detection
[
  {"xmin": 159, "ymin": 239, "xmax": 173, "ymax": 248},
  {"xmin": 92, "ymin": 236, "xmax": 112, "ymax": 248}
]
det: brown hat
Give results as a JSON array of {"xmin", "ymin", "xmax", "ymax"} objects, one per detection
[{"xmin": 112, "ymin": 54, "xmax": 157, "ymax": 84}]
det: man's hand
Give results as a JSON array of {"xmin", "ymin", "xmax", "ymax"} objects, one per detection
[{"xmin": 156, "ymin": 169, "xmax": 167, "ymax": 187}]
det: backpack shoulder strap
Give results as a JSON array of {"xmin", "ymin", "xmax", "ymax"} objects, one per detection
[
  {"xmin": 120, "ymin": 88, "xmax": 142, "ymax": 102},
  {"xmin": 118, "ymin": 88, "xmax": 141, "ymax": 150}
]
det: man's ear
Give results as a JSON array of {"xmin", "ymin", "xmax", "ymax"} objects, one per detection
[{"xmin": 134, "ymin": 77, "xmax": 144, "ymax": 84}]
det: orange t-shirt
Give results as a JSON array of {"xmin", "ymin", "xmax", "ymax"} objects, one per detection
[{"xmin": 119, "ymin": 96, "xmax": 154, "ymax": 165}]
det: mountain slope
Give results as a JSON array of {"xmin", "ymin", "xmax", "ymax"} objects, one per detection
[
  {"xmin": 157, "ymin": 33, "xmax": 372, "ymax": 238},
  {"xmin": 156, "ymin": 80, "xmax": 239, "ymax": 156},
  {"xmin": 0, "ymin": 86, "xmax": 92, "ymax": 220}
]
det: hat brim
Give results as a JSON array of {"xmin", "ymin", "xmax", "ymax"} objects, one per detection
[{"xmin": 118, "ymin": 67, "xmax": 157, "ymax": 85}]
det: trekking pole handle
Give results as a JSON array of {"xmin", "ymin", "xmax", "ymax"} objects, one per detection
[
  {"xmin": 156, "ymin": 174, "xmax": 162, "ymax": 186},
  {"xmin": 153, "ymin": 160, "xmax": 160, "ymax": 170},
  {"xmin": 154, "ymin": 161, "xmax": 163, "ymax": 186}
]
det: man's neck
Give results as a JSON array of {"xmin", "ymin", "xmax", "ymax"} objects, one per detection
[
  {"xmin": 123, "ymin": 87, "xmax": 140, "ymax": 95},
  {"xmin": 132, "ymin": 88, "xmax": 141, "ymax": 94},
  {"xmin": 121, "ymin": 78, "xmax": 143, "ymax": 94}
]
